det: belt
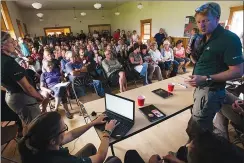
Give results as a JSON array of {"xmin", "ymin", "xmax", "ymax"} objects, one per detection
[{"xmin": 197, "ymin": 86, "xmax": 224, "ymax": 91}]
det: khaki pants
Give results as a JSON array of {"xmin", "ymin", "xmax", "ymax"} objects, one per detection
[
  {"xmin": 5, "ymin": 92, "xmax": 41, "ymax": 125},
  {"xmin": 191, "ymin": 87, "xmax": 225, "ymax": 131}
]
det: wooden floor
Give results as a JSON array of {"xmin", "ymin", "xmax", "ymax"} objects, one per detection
[{"xmin": 2, "ymin": 69, "xmax": 243, "ymax": 163}]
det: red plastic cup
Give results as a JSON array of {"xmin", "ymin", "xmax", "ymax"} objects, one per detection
[
  {"xmin": 168, "ymin": 83, "xmax": 175, "ymax": 92},
  {"xmin": 137, "ymin": 95, "xmax": 145, "ymax": 106}
]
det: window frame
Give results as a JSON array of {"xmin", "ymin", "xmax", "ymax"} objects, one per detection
[{"xmin": 140, "ymin": 19, "xmax": 152, "ymax": 43}]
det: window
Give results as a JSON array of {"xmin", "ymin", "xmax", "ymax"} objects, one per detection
[
  {"xmin": 1, "ymin": 1, "xmax": 16, "ymax": 39},
  {"xmin": 228, "ymin": 5, "xmax": 244, "ymax": 38},
  {"xmin": 44, "ymin": 26, "xmax": 71, "ymax": 36},
  {"xmin": 140, "ymin": 19, "xmax": 152, "ymax": 44}
]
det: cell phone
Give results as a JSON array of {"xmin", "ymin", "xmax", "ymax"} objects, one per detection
[{"xmin": 152, "ymin": 88, "xmax": 173, "ymax": 99}]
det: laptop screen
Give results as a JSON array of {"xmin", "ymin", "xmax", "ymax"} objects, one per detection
[{"xmin": 105, "ymin": 93, "xmax": 134, "ymax": 120}]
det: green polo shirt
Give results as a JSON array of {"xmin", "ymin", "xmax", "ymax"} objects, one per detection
[{"xmin": 193, "ymin": 25, "xmax": 243, "ymax": 88}]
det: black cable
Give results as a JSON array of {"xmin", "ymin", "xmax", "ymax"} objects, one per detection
[{"xmin": 70, "ymin": 136, "xmax": 81, "ymax": 153}]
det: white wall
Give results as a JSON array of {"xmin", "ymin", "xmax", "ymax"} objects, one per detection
[
  {"xmin": 21, "ymin": 9, "xmax": 112, "ymax": 37},
  {"xmin": 110, "ymin": 1, "xmax": 243, "ymax": 37},
  {"xmin": 6, "ymin": 1, "xmax": 25, "ymax": 38}
]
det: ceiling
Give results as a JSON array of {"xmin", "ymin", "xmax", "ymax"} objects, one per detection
[{"xmin": 15, "ymin": 0, "xmax": 132, "ymax": 10}]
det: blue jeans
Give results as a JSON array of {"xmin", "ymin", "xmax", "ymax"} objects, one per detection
[
  {"xmin": 140, "ymin": 63, "xmax": 149, "ymax": 85},
  {"xmin": 164, "ymin": 61, "xmax": 173, "ymax": 70},
  {"xmin": 74, "ymin": 80, "xmax": 105, "ymax": 98}
]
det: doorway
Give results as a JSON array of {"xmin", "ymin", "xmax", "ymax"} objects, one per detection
[
  {"xmin": 44, "ymin": 26, "xmax": 71, "ymax": 36},
  {"xmin": 140, "ymin": 19, "xmax": 152, "ymax": 43}
]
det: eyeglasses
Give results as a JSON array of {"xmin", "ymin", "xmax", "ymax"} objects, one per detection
[
  {"xmin": 195, "ymin": 3, "xmax": 219, "ymax": 17},
  {"xmin": 48, "ymin": 124, "xmax": 68, "ymax": 140}
]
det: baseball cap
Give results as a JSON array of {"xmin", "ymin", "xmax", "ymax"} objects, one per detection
[{"xmin": 195, "ymin": 2, "xmax": 221, "ymax": 17}]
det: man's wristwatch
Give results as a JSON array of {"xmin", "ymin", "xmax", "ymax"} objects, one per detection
[{"xmin": 206, "ymin": 75, "xmax": 212, "ymax": 84}]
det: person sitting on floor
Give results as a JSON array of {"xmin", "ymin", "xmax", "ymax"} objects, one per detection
[
  {"xmin": 40, "ymin": 61, "xmax": 73, "ymax": 119},
  {"xmin": 129, "ymin": 43, "xmax": 149, "ymax": 85},
  {"xmin": 102, "ymin": 50, "xmax": 127, "ymax": 92},
  {"xmin": 65, "ymin": 52, "xmax": 105, "ymax": 98},
  {"xmin": 173, "ymin": 40, "xmax": 190, "ymax": 73},
  {"xmin": 161, "ymin": 40, "xmax": 179, "ymax": 78},
  {"xmin": 141, "ymin": 44, "xmax": 163, "ymax": 83},
  {"xmin": 18, "ymin": 112, "xmax": 122, "ymax": 163}
]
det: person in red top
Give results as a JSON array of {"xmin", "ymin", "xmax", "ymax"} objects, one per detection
[
  {"xmin": 113, "ymin": 29, "xmax": 120, "ymax": 41},
  {"xmin": 173, "ymin": 40, "xmax": 190, "ymax": 73},
  {"xmin": 31, "ymin": 47, "xmax": 42, "ymax": 62}
]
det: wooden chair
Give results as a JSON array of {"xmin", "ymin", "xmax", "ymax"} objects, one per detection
[{"xmin": 1, "ymin": 125, "xmax": 18, "ymax": 163}]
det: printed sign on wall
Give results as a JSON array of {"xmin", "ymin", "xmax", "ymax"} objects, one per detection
[{"xmin": 184, "ymin": 16, "xmax": 197, "ymax": 37}]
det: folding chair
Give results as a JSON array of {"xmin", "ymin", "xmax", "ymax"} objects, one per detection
[
  {"xmin": 123, "ymin": 61, "xmax": 144, "ymax": 87},
  {"xmin": 230, "ymin": 122, "xmax": 244, "ymax": 147},
  {"xmin": 47, "ymin": 82, "xmax": 73, "ymax": 112},
  {"xmin": 1, "ymin": 125, "xmax": 18, "ymax": 163}
]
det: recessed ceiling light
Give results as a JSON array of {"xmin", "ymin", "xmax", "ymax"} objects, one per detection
[
  {"xmin": 80, "ymin": 12, "xmax": 86, "ymax": 16},
  {"xmin": 36, "ymin": 13, "xmax": 44, "ymax": 18},
  {"xmin": 94, "ymin": 3, "xmax": 102, "ymax": 9},
  {"xmin": 32, "ymin": 2, "xmax": 42, "ymax": 9}
]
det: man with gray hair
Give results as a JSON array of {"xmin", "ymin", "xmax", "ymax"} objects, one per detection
[{"xmin": 185, "ymin": 2, "xmax": 243, "ymax": 132}]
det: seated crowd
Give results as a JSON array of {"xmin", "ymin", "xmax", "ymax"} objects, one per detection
[
  {"xmin": 1, "ymin": 24, "xmax": 243, "ymax": 163},
  {"xmin": 7, "ymin": 28, "xmax": 192, "ymax": 118}
]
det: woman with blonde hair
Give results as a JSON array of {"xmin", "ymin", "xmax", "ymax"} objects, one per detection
[{"xmin": 161, "ymin": 40, "xmax": 179, "ymax": 77}]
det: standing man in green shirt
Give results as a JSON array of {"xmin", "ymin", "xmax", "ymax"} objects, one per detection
[{"xmin": 185, "ymin": 2, "xmax": 243, "ymax": 132}]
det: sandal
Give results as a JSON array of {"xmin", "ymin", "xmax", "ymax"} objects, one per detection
[{"xmin": 65, "ymin": 112, "xmax": 73, "ymax": 119}]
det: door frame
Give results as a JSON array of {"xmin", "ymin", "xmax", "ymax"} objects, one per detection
[{"xmin": 140, "ymin": 19, "xmax": 152, "ymax": 42}]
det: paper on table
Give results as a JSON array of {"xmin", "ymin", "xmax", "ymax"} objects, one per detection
[
  {"xmin": 54, "ymin": 82, "xmax": 70, "ymax": 88},
  {"xmin": 134, "ymin": 65, "xmax": 143, "ymax": 73}
]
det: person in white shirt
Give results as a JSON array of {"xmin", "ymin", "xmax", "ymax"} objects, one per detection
[
  {"xmin": 160, "ymin": 40, "xmax": 175, "ymax": 78},
  {"xmin": 148, "ymin": 42, "xmax": 165, "ymax": 71},
  {"xmin": 131, "ymin": 30, "xmax": 140, "ymax": 43},
  {"xmin": 116, "ymin": 39, "xmax": 128, "ymax": 61}
]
